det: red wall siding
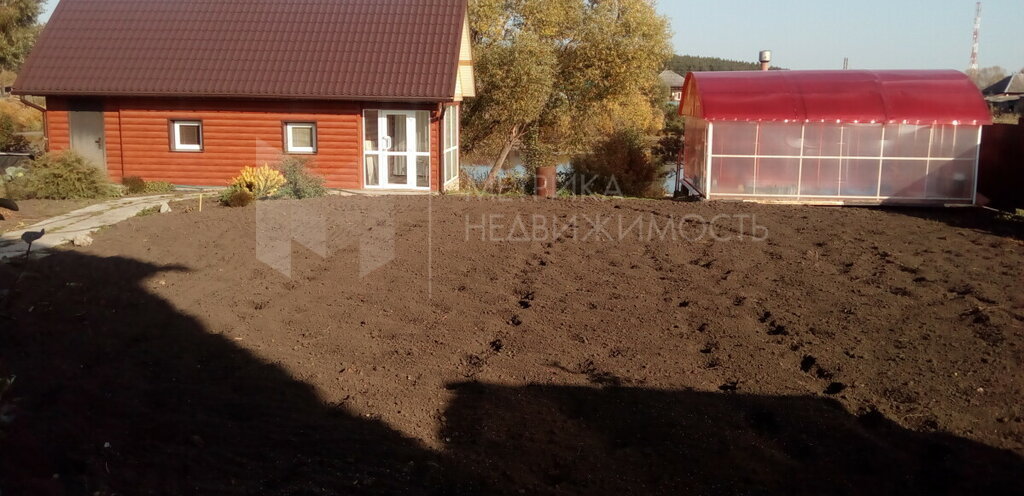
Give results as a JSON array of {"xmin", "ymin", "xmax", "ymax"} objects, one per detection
[
  {"xmin": 44, "ymin": 97, "xmax": 70, "ymax": 152},
  {"xmin": 44, "ymin": 97, "xmax": 446, "ymax": 191},
  {"xmin": 112, "ymin": 98, "xmax": 363, "ymax": 188}
]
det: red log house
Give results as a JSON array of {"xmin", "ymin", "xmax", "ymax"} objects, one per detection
[{"xmin": 14, "ymin": 0, "xmax": 476, "ymax": 192}]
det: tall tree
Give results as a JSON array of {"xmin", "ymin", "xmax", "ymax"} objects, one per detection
[
  {"xmin": 0, "ymin": 0, "xmax": 43, "ymax": 71},
  {"xmin": 463, "ymin": 0, "xmax": 672, "ymax": 187}
]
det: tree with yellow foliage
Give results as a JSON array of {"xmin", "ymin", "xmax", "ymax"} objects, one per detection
[{"xmin": 463, "ymin": 0, "xmax": 672, "ymax": 188}]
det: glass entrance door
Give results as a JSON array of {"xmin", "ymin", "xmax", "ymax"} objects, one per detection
[{"xmin": 363, "ymin": 110, "xmax": 431, "ymax": 189}]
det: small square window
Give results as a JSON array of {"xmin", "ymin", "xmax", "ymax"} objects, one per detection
[
  {"xmin": 285, "ymin": 122, "xmax": 317, "ymax": 154},
  {"xmin": 171, "ymin": 120, "xmax": 202, "ymax": 151}
]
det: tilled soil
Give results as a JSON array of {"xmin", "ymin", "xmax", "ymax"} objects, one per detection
[{"xmin": 1, "ymin": 196, "xmax": 1022, "ymax": 495}]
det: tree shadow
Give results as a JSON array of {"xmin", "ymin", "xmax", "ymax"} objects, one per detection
[
  {"xmin": 874, "ymin": 205, "xmax": 1024, "ymax": 242},
  {"xmin": 1, "ymin": 252, "xmax": 1021, "ymax": 495},
  {"xmin": 441, "ymin": 382, "xmax": 1023, "ymax": 495}
]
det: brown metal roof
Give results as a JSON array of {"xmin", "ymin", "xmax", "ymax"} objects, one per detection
[
  {"xmin": 983, "ymin": 73, "xmax": 1024, "ymax": 96},
  {"xmin": 14, "ymin": 0, "xmax": 467, "ymax": 102},
  {"xmin": 659, "ymin": 70, "xmax": 685, "ymax": 89}
]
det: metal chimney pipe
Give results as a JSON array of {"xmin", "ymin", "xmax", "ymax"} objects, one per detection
[{"xmin": 759, "ymin": 50, "xmax": 772, "ymax": 71}]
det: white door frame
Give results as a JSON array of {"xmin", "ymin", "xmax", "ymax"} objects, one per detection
[{"xmin": 363, "ymin": 110, "xmax": 430, "ymax": 190}]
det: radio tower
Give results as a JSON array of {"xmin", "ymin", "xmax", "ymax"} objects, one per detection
[{"xmin": 969, "ymin": 1, "xmax": 982, "ymax": 73}]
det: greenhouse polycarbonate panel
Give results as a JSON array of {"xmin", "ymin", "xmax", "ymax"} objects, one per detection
[
  {"xmin": 802, "ymin": 124, "xmax": 844, "ymax": 157},
  {"xmin": 839, "ymin": 159, "xmax": 880, "ymax": 197},
  {"xmin": 880, "ymin": 160, "xmax": 929, "ymax": 198},
  {"xmin": 711, "ymin": 157, "xmax": 755, "ymax": 194},
  {"xmin": 756, "ymin": 158, "xmax": 801, "ymax": 195},
  {"xmin": 843, "ymin": 125, "xmax": 884, "ymax": 157},
  {"xmin": 756, "ymin": 124, "xmax": 802, "ymax": 157},
  {"xmin": 927, "ymin": 160, "xmax": 975, "ymax": 199},
  {"xmin": 800, "ymin": 159, "xmax": 842, "ymax": 196},
  {"xmin": 682, "ymin": 118, "xmax": 709, "ymax": 194},
  {"xmin": 885, "ymin": 125, "xmax": 931, "ymax": 157},
  {"xmin": 711, "ymin": 122, "xmax": 757, "ymax": 156},
  {"xmin": 701, "ymin": 122, "xmax": 981, "ymax": 204},
  {"xmin": 680, "ymin": 70, "xmax": 992, "ymax": 125}
]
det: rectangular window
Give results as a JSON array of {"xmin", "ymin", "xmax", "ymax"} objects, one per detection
[
  {"xmin": 285, "ymin": 122, "xmax": 317, "ymax": 154},
  {"xmin": 442, "ymin": 105, "xmax": 460, "ymax": 184},
  {"xmin": 171, "ymin": 120, "xmax": 202, "ymax": 151}
]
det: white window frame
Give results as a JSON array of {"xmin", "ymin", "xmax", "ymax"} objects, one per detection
[
  {"xmin": 443, "ymin": 105, "xmax": 460, "ymax": 185},
  {"xmin": 285, "ymin": 122, "xmax": 317, "ymax": 154},
  {"xmin": 362, "ymin": 110, "xmax": 431, "ymax": 190},
  {"xmin": 171, "ymin": 120, "xmax": 203, "ymax": 152}
]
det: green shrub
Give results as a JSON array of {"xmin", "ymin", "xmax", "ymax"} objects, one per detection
[
  {"xmin": 570, "ymin": 129, "xmax": 667, "ymax": 198},
  {"xmin": 0, "ymin": 113, "xmax": 32, "ymax": 154},
  {"xmin": 144, "ymin": 181, "xmax": 175, "ymax": 194},
  {"xmin": 123, "ymin": 176, "xmax": 146, "ymax": 194},
  {"xmin": 220, "ymin": 186, "xmax": 254, "ymax": 207},
  {"xmin": 275, "ymin": 157, "xmax": 326, "ymax": 199},
  {"xmin": 123, "ymin": 176, "xmax": 176, "ymax": 195},
  {"xmin": 9, "ymin": 151, "xmax": 119, "ymax": 200},
  {"xmin": 1, "ymin": 165, "xmax": 27, "ymax": 199},
  {"xmin": 496, "ymin": 170, "xmax": 533, "ymax": 195}
]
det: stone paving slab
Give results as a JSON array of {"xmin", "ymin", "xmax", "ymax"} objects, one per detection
[{"xmin": 0, "ymin": 193, "xmax": 201, "ymax": 260}]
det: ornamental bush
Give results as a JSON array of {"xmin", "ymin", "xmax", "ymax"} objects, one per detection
[
  {"xmin": 122, "ymin": 176, "xmax": 146, "ymax": 194},
  {"xmin": 275, "ymin": 157, "xmax": 326, "ymax": 199},
  {"xmin": 144, "ymin": 181, "xmax": 175, "ymax": 194},
  {"xmin": 222, "ymin": 188, "xmax": 254, "ymax": 208},
  {"xmin": 9, "ymin": 151, "xmax": 119, "ymax": 200},
  {"xmin": 229, "ymin": 164, "xmax": 286, "ymax": 199}
]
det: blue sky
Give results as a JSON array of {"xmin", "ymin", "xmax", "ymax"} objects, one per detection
[
  {"xmin": 657, "ymin": 0, "xmax": 1021, "ymax": 71},
  {"xmin": 40, "ymin": 0, "xmax": 1022, "ymax": 72}
]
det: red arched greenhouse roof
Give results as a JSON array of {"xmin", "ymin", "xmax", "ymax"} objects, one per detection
[{"xmin": 680, "ymin": 70, "xmax": 992, "ymax": 125}]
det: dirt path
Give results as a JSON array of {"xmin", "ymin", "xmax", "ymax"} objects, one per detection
[{"xmin": 1, "ymin": 196, "xmax": 1021, "ymax": 494}]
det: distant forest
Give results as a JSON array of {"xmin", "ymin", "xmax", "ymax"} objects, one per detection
[{"xmin": 666, "ymin": 54, "xmax": 786, "ymax": 74}]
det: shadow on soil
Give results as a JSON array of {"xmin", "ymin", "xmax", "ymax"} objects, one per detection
[
  {"xmin": 1, "ymin": 253, "xmax": 1021, "ymax": 495},
  {"xmin": 884, "ymin": 206, "xmax": 1024, "ymax": 242}
]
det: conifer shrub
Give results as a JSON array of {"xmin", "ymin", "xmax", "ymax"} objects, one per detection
[
  {"xmin": 123, "ymin": 176, "xmax": 146, "ymax": 194},
  {"xmin": 275, "ymin": 157, "xmax": 326, "ymax": 199},
  {"xmin": 10, "ymin": 151, "xmax": 119, "ymax": 200}
]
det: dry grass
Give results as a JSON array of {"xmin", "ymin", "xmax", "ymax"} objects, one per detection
[{"xmin": 993, "ymin": 114, "xmax": 1021, "ymax": 125}]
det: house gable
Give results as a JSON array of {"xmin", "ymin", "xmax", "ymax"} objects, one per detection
[{"xmin": 454, "ymin": 13, "xmax": 476, "ymax": 101}]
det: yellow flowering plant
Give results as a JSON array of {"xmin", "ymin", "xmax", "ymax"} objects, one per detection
[{"xmin": 230, "ymin": 164, "xmax": 286, "ymax": 198}]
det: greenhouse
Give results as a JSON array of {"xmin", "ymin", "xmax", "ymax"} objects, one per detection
[{"xmin": 678, "ymin": 70, "xmax": 992, "ymax": 205}]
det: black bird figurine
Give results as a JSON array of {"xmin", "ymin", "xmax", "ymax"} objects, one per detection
[{"xmin": 21, "ymin": 229, "xmax": 44, "ymax": 257}]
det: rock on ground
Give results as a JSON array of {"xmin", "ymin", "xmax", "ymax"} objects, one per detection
[{"xmin": 72, "ymin": 233, "xmax": 93, "ymax": 247}]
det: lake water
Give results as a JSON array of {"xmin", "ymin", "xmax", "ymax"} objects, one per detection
[{"xmin": 463, "ymin": 163, "xmax": 677, "ymax": 195}]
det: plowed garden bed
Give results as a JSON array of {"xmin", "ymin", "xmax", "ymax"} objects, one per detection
[{"xmin": 1, "ymin": 196, "xmax": 1022, "ymax": 494}]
